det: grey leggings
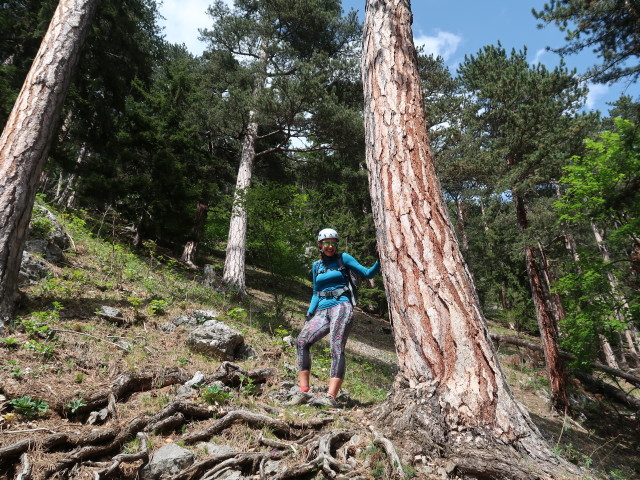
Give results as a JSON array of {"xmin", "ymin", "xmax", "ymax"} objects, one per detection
[{"xmin": 296, "ymin": 302, "xmax": 354, "ymax": 379}]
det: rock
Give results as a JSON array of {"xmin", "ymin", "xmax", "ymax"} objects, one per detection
[
  {"xmin": 141, "ymin": 443, "xmax": 195, "ymax": 479},
  {"xmin": 197, "ymin": 443, "xmax": 235, "ymax": 457},
  {"xmin": 97, "ymin": 306, "xmax": 125, "ymax": 324},
  {"xmin": 171, "ymin": 310, "xmax": 220, "ymax": 329},
  {"xmin": 175, "ymin": 385, "xmax": 197, "ymax": 399},
  {"xmin": 203, "ymin": 265, "xmax": 216, "ymax": 287},
  {"xmin": 18, "ymin": 251, "xmax": 50, "ymax": 286},
  {"xmin": 185, "ymin": 371, "xmax": 205, "ymax": 388},
  {"xmin": 160, "ymin": 323, "xmax": 176, "ymax": 333},
  {"xmin": 187, "ymin": 320, "xmax": 246, "ymax": 360},
  {"xmin": 25, "ymin": 205, "xmax": 71, "ymax": 264}
]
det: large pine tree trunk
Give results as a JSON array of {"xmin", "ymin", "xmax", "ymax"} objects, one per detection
[
  {"xmin": 0, "ymin": 0, "xmax": 99, "ymax": 330},
  {"xmin": 361, "ymin": 1, "xmax": 576, "ymax": 477},
  {"xmin": 513, "ymin": 193, "xmax": 570, "ymax": 413}
]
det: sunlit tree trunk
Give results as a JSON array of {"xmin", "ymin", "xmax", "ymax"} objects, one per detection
[
  {"xmin": 221, "ymin": 45, "xmax": 266, "ymax": 294},
  {"xmin": 361, "ymin": 0, "xmax": 576, "ymax": 476},
  {"xmin": 0, "ymin": 0, "xmax": 99, "ymax": 330}
]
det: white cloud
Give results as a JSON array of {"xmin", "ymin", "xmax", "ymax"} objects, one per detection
[
  {"xmin": 585, "ymin": 83, "xmax": 609, "ymax": 110},
  {"xmin": 158, "ymin": 0, "xmax": 217, "ymax": 55},
  {"xmin": 414, "ymin": 31, "xmax": 462, "ymax": 61}
]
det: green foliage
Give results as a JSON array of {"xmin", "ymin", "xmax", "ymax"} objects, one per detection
[
  {"xmin": 533, "ymin": 0, "xmax": 640, "ymax": 83},
  {"xmin": 147, "ymin": 298, "xmax": 172, "ymax": 316},
  {"xmin": 64, "ymin": 398, "xmax": 87, "ymax": 415},
  {"xmin": 201, "ymin": 385, "xmax": 232, "ymax": 404},
  {"xmin": 9, "ymin": 396, "xmax": 49, "ymax": 417},
  {"xmin": 23, "ymin": 339, "xmax": 58, "ymax": 358},
  {"xmin": 0, "ymin": 337, "xmax": 20, "ymax": 348}
]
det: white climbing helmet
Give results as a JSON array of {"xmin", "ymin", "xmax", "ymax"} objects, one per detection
[{"xmin": 317, "ymin": 228, "xmax": 339, "ymax": 242}]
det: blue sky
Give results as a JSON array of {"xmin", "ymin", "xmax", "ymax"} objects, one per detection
[{"xmin": 158, "ymin": 0, "xmax": 638, "ymax": 114}]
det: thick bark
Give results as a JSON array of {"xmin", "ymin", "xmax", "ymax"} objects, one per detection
[
  {"xmin": 0, "ymin": 0, "xmax": 99, "ymax": 330},
  {"xmin": 513, "ymin": 192, "xmax": 570, "ymax": 413},
  {"xmin": 361, "ymin": 1, "xmax": 575, "ymax": 477},
  {"xmin": 181, "ymin": 201, "xmax": 208, "ymax": 268}
]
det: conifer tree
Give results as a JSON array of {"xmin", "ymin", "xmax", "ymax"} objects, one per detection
[
  {"xmin": 0, "ymin": 0, "xmax": 98, "ymax": 330},
  {"xmin": 200, "ymin": 0, "xmax": 361, "ymax": 294}
]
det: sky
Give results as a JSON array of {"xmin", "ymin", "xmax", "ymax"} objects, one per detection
[{"xmin": 157, "ymin": 0, "xmax": 639, "ymax": 114}]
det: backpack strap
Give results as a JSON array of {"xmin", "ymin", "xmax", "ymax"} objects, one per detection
[{"xmin": 337, "ymin": 253, "xmax": 356, "ymax": 306}]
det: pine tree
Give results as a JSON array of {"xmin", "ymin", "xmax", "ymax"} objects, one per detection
[
  {"xmin": 0, "ymin": 0, "xmax": 99, "ymax": 330},
  {"xmin": 362, "ymin": 0, "xmax": 578, "ymax": 476}
]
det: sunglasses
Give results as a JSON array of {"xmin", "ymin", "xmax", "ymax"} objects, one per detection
[{"xmin": 322, "ymin": 241, "xmax": 338, "ymax": 247}]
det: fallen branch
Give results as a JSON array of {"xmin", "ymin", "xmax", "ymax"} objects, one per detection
[
  {"xmin": 490, "ymin": 334, "xmax": 640, "ymax": 389},
  {"xmin": 574, "ymin": 371, "xmax": 640, "ymax": 410},
  {"xmin": 54, "ymin": 329, "xmax": 129, "ymax": 351}
]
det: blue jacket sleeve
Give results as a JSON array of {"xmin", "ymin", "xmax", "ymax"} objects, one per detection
[
  {"xmin": 341, "ymin": 253, "xmax": 380, "ymax": 279},
  {"xmin": 307, "ymin": 261, "xmax": 320, "ymax": 316}
]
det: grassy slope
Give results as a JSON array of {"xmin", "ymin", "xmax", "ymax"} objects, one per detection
[{"xmin": 0, "ymin": 206, "xmax": 638, "ymax": 479}]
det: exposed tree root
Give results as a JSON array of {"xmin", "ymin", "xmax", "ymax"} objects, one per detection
[
  {"xmin": 92, "ymin": 432, "xmax": 148, "ymax": 479},
  {"xmin": 180, "ymin": 408, "xmax": 332, "ymax": 443},
  {"xmin": 54, "ymin": 367, "xmax": 191, "ymax": 416},
  {"xmin": 16, "ymin": 453, "xmax": 32, "ymax": 480}
]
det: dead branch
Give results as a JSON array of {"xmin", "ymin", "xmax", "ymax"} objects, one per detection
[
  {"xmin": 491, "ymin": 334, "xmax": 640, "ymax": 388},
  {"xmin": 54, "ymin": 329, "xmax": 129, "ymax": 351},
  {"xmin": 575, "ymin": 371, "xmax": 640, "ymax": 410},
  {"xmin": 258, "ymin": 432, "xmax": 298, "ymax": 454},
  {"xmin": 93, "ymin": 432, "xmax": 148, "ymax": 479}
]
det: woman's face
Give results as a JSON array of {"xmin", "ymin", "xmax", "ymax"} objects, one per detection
[{"xmin": 319, "ymin": 238, "xmax": 338, "ymax": 257}]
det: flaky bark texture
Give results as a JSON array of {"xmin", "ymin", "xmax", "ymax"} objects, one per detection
[
  {"xmin": 361, "ymin": 1, "xmax": 578, "ymax": 477},
  {"xmin": 0, "ymin": 0, "xmax": 99, "ymax": 329}
]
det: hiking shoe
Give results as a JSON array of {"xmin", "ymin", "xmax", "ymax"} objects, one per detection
[
  {"xmin": 310, "ymin": 393, "xmax": 338, "ymax": 408},
  {"xmin": 284, "ymin": 391, "xmax": 312, "ymax": 406}
]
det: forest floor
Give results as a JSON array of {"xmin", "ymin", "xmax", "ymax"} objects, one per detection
[{"xmin": 0, "ymin": 208, "xmax": 639, "ymax": 480}]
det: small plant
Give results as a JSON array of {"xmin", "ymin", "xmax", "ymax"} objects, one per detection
[
  {"xmin": 64, "ymin": 397, "xmax": 87, "ymax": 415},
  {"xmin": 30, "ymin": 215, "xmax": 54, "ymax": 238},
  {"xmin": 227, "ymin": 307, "xmax": 247, "ymax": 323},
  {"xmin": 23, "ymin": 339, "xmax": 58, "ymax": 358},
  {"xmin": 201, "ymin": 385, "xmax": 232, "ymax": 405},
  {"xmin": 147, "ymin": 298, "xmax": 171, "ymax": 316},
  {"xmin": 239, "ymin": 375, "xmax": 257, "ymax": 396},
  {"xmin": 4, "ymin": 360, "xmax": 24, "ymax": 379},
  {"xmin": 75, "ymin": 372, "xmax": 85, "ymax": 384},
  {"xmin": 20, "ymin": 318, "xmax": 54, "ymax": 338},
  {"xmin": 9, "ymin": 396, "xmax": 49, "ymax": 416},
  {"xmin": 0, "ymin": 337, "xmax": 20, "ymax": 348},
  {"xmin": 128, "ymin": 296, "xmax": 145, "ymax": 319}
]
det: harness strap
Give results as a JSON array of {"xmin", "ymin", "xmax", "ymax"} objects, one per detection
[{"xmin": 317, "ymin": 287, "xmax": 350, "ymax": 299}]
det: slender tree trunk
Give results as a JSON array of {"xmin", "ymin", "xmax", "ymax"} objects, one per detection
[
  {"xmin": 222, "ymin": 116, "xmax": 258, "ymax": 294},
  {"xmin": 361, "ymin": 1, "xmax": 576, "ymax": 476},
  {"xmin": 221, "ymin": 45, "xmax": 266, "ymax": 294},
  {"xmin": 591, "ymin": 222, "xmax": 640, "ymax": 367},
  {"xmin": 513, "ymin": 193, "xmax": 570, "ymax": 413},
  {"xmin": 181, "ymin": 202, "xmax": 208, "ymax": 269},
  {"xmin": 0, "ymin": 0, "xmax": 99, "ymax": 330},
  {"xmin": 56, "ymin": 143, "xmax": 87, "ymax": 208}
]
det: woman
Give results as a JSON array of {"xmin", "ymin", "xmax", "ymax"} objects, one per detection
[{"xmin": 296, "ymin": 228, "xmax": 380, "ymax": 406}]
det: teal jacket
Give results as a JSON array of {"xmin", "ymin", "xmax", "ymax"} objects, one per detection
[{"xmin": 307, "ymin": 253, "xmax": 380, "ymax": 316}]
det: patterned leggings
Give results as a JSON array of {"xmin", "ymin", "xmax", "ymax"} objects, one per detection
[{"xmin": 296, "ymin": 302, "xmax": 354, "ymax": 379}]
